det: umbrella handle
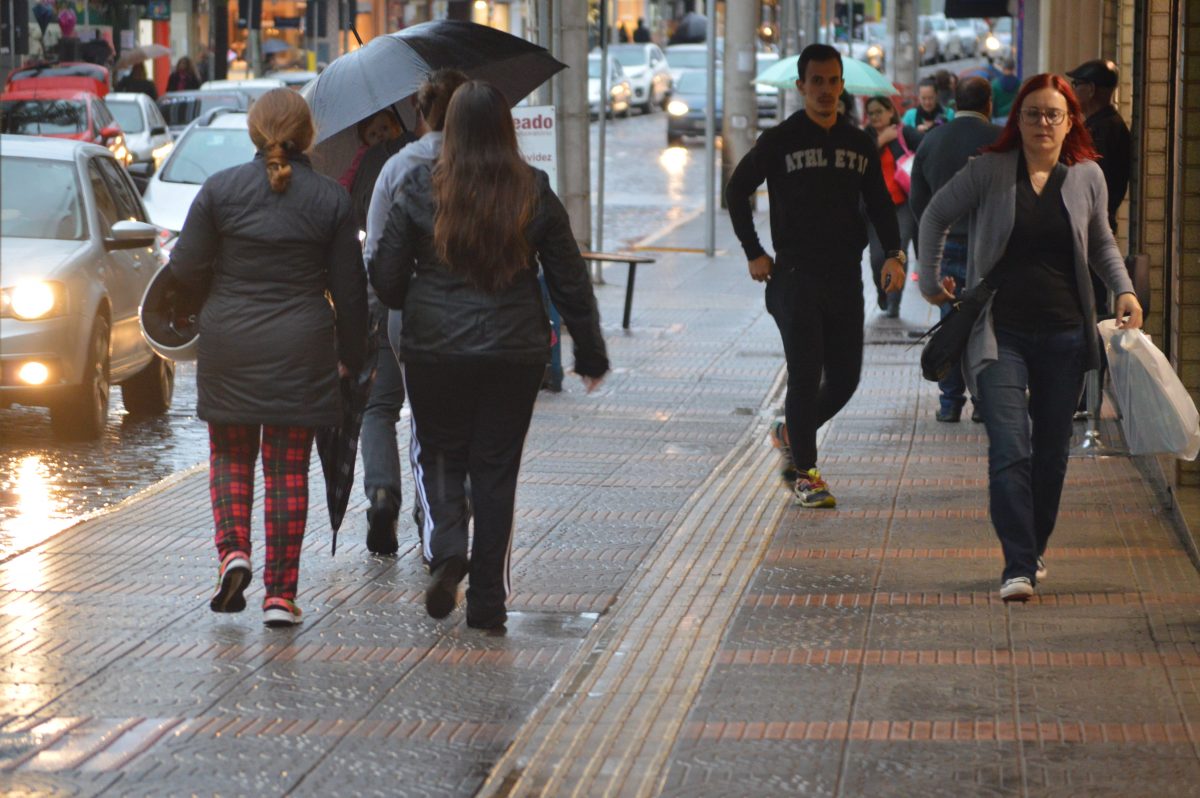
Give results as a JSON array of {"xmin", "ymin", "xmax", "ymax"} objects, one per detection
[{"xmin": 351, "ymin": 25, "xmax": 364, "ymax": 46}]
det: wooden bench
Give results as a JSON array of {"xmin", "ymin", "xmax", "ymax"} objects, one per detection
[{"xmin": 580, "ymin": 251, "xmax": 657, "ymax": 330}]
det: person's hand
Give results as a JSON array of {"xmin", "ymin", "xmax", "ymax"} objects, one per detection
[
  {"xmin": 748, "ymin": 254, "xmax": 774, "ymax": 283},
  {"xmin": 917, "ymin": 121, "xmax": 933, "ymax": 133},
  {"xmin": 880, "ymin": 257, "xmax": 905, "ymax": 294},
  {"xmin": 581, "ymin": 375, "xmax": 605, "ymax": 393},
  {"xmin": 876, "ymin": 125, "xmax": 898, "ymax": 146},
  {"xmin": 1114, "ymin": 292, "xmax": 1144, "ymax": 330},
  {"xmin": 337, "ymin": 361, "xmax": 350, "ymax": 379}
]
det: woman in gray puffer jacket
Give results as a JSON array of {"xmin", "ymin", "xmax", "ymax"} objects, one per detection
[
  {"xmin": 370, "ymin": 80, "xmax": 608, "ymax": 630},
  {"xmin": 169, "ymin": 88, "xmax": 367, "ymax": 627}
]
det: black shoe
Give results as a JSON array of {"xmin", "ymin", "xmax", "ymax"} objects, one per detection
[
  {"xmin": 971, "ymin": 406, "xmax": 984, "ymax": 423},
  {"xmin": 425, "ymin": 556, "xmax": 467, "ymax": 619},
  {"xmin": 467, "ymin": 605, "xmax": 507, "ymax": 629},
  {"xmin": 935, "ymin": 406, "xmax": 963, "ymax": 423},
  {"xmin": 366, "ymin": 489, "xmax": 398, "ymax": 555},
  {"xmin": 541, "ymin": 366, "xmax": 563, "ymax": 393}
]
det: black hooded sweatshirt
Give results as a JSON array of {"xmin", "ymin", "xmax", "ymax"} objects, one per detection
[{"xmin": 726, "ymin": 111, "xmax": 900, "ymax": 267}]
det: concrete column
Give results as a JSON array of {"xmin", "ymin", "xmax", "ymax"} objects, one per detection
[
  {"xmin": 886, "ymin": 0, "xmax": 918, "ymax": 100},
  {"xmin": 556, "ymin": 0, "xmax": 591, "ymax": 250},
  {"xmin": 721, "ymin": 0, "xmax": 757, "ymax": 204}
]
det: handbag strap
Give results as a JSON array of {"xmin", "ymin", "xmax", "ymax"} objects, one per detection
[{"xmin": 895, "ymin": 125, "xmax": 912, "ymax": 156}]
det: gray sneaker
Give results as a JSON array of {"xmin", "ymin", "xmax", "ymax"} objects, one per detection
[
  {"xmin": 1000, "ymin": 576, "xmax": 1034, "ymax": 602},
  {"xmin": 1036, "ymin": 557, "xmax": 1047, "ymax": 581}
]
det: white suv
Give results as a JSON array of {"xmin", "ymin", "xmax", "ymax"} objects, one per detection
[{"xmin": 603, "ymin": 43, "xmax": 672, "ymax": 113}]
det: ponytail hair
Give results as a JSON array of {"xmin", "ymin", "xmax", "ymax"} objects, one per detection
[{"xmin": 247, "ymin": 88, "xmax": 316, "ymax": 193}]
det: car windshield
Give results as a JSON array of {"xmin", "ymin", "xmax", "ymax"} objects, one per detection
[
  {"xmin": 0, "ymin": 157, "xmax": 85, "ymax": 240},
  {"xmin": 587, "ymin": 57, "xmax": 606, "ymax": 79},
  {"xmin": 667, "ymin": 49, "xmax": 709, "ymax": 70},
  {"xmin": 993, "ymin": 18, "xmax": 1012, "ymax": 33},
  {"xmin": 158, "ymin": 94, "xmax": 242, "ymax": 128},
  {"xmin": 864, "ymin": 23, "xmax": 885, "ymax": 40},
  {"xmin": 931, "ymin": 17, "xmax": 947, "ymax": 31},
  {"xmin": 609, "ymin": 46, "xmax": 648, "ymax": 68},
  {"xmin": 160, "ymin": 126, "xmax": 256, "ymax": 184},
  {"xmin": 676, "ymin": 71, "xmax": 720, "ymax": 94},
  {"xmin": 0, "ymin": 99, "xmax": 87, "ymax": 135},
  {"xmin": 105, "ymin": 100, "xmax": 144, "ymax": 133}
]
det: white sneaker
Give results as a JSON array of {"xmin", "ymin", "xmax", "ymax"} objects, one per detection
[
  {"xmin": 1000, "ymin": 576, "xmax": 1034, "ymax": 602},
  {"xmin": 1036, "ymin": 557, "xmax": 1047, "ymax": 581}
]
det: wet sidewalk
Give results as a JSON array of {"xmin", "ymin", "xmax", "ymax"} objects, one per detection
[{"xmin": 3, "ymin": 211, "xmax": 1200, "ymax": 797}]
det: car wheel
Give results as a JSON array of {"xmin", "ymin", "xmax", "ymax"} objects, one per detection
[
  {"xmin": 51, "ymin": 315, "xmax": 111, "ymax": 441},
  {"xmin": 120, "ymin": 353, "xmax": 175, "ymax": 415},
  {"xmin": 667, "ymin": 132, "xmax": 684, "ymax": 146}
]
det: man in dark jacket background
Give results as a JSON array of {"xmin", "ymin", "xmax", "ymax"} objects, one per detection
[
  {"xmin": 909, "ymin": 76, "xmax": 1002, "ymax": 423},
  {"xmin": 725, "ymin": 43, "xmax": 903, "ymax": 509}
]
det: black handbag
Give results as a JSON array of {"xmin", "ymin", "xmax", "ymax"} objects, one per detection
[{"xmin": 918, "ymin": 281, "xmax": 996, "ymax": 382}]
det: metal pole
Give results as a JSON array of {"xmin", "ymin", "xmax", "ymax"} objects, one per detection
[
  {"xmin": 594, "ymin": 0, "xmax": 609, "ymax": 276},
  {"xmin": 557, "ymin": 0, "xmax": 591, "ymax": 255},
  {"xmin": 702, "ymin": 6, "xmax": 716, "ymax": 253},
  {"xmin": 722, "ymin": 0, "xmax": 756, "ymax": 213},
  {"xmin": 8, "ymin": 0, "xmax": 16, "ymax": 65}
]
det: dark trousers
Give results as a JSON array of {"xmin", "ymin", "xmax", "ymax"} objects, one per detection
[
  {"xmin": 208, "ymin": 423, "xmax": 314, "ymax": 602},
  {"xmin": 867, "ymin": 201, "xmax": 917, "ymax": 311},
  {"xmin": 976, "ymin": 325, "xmax": 1087, "ymax": 583},
  {"xmin": 937, "ymin": 239, "xmax": 973, "ymax": 413},
  {"xmin": 403, "ymin": 360, "xmax": 544, "ymax": 615},
  {"xmin": 361, "ymin": 340, "xmax": 405, "ymax": 512},
  {"xmin": 765, "ymin": 261, "xmax": 864, "ymax": 472}
]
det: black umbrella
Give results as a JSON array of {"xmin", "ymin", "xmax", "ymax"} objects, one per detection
[
  {"xmin": 315, "ymin": 335, "xmax": 378, "ymax": 554},
  {"xmin": 301, "ymin": 20, "xmax": 565, "ymax": 176},
  {"xmin": 669, "ymin": 13, "xmax": 707, "ymax": 45}
]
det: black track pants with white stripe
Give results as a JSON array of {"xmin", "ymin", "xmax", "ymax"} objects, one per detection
[{"xmin": 402, "ymin": 360, "xmax": 543, "ymax": 614}]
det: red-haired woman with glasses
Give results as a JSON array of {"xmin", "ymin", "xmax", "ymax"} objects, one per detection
[{"xmin": 917, "ymin": 74, "xmax": 1143, "ymax": 602}]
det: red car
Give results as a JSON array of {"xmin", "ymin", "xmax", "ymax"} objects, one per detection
[
  {"xmin": 4, "ymin": 61, "xmax": 111, "ymax": 97},
  {"xmin": 0, "ymin": 87, "xmax": 131, "ymax": 165}
]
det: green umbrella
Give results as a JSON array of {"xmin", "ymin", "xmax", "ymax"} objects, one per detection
[{"xmin": 754, "ymin": 54, "xmax": 898, "ymax": 96}]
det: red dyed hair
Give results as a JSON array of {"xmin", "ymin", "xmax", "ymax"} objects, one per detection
[{"xmin": 983, "ymin": 73, "xmax": 1099, "ymax": 165}]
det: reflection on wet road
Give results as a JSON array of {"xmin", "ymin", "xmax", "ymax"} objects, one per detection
[{"xmin": 0, "ymin": 363, "xmax": 206, "ymax": 560}]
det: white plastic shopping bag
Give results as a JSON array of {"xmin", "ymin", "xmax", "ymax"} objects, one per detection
[{"xmin": 1098, "ymin": 320, "xmax": 1200, "ymax": 460}]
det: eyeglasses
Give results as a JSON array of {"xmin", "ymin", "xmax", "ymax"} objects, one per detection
[{"xmin": 1019, "ymin": 107, "xmax": 1068, "ymax": 126}]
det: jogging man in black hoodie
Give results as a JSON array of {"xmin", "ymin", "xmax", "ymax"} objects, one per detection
[{"xmin": 726, "ymin": 44, "xmax": 904, "ymax": 508}]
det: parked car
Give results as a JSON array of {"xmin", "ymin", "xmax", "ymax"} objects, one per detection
[
  {"xmin": 157, "ymin": 89, "xmax": 251, "ymax": 136},
  {"xmin": 921, "ymin": 14, "xmax": 963, "ymax": 63},
  {"xmin": 1, "ymin": 88, "xmax": 131, "ymax": 166},
  {"xmin": 755, "ymin": 52, "xmax": 780, "ymax": 121},
  {"xmin": 104, "ymin": 92, "xmax": 173, "ymax": 184},
  {"xmin": 958, "ymin": 18, "xmax": 987, "ymax": 58},
  {"xmin": 587, "ymin": 54, "xmax": 632, "ymax": 118},
  {"xmin": 666, "ymin": 43, "xmax": 719, "ymax": 86},
  {"xmin": 604, "ymin": 43, "xmax": 672, "ymax": 113},
  {"xmin": 985, "ymin": 17, "xmax": 1016, "ymax": 64},
  {"xmin": 4, "ymin": 61, "xmax": 110, "ymax": 98},
  {"xmin": 141, "ymin": 109, "xmax": 256, "ymax": 234},
  {"xmin": 918, "ymin": 16, "xmax": 941, "ymax": 64},
  {"xmin": 666, "ymin": 69, "xmax": 722, "ymax": 146},
  {"xmin": 199, "ymin": 78, "xmax": 287, "ymax": 100},
  {"xmin": 862, "ymin": 21, "xmax": 887, "ymax": 70},
  {"xmin": 265, "ymin": 70, "xmax": 319, "ymax": 90},
  {"xmin": 0, "ymin": 135, "xmax": 173, "ymax": 439}
]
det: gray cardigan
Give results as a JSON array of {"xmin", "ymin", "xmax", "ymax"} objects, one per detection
[{"xmin": 917, "ymin": 149, "xmax": 1134, "ymax": 391}]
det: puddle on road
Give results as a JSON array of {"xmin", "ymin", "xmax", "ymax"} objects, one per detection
[{"xmin": 0, "ymin": 363, "xmax": 208, "ymax": 560}]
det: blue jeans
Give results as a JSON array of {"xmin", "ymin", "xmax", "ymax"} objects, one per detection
[
  {"xmin": 937, "ymin": 240, "xmax": 971, "ymax": 414},
  {"xmin": 539, "ymin": 275, "xmax": 563, "ymax": 385},
  {"xmin": 361, "ymin": 321, "xmax": 405, "ymax": 512},
  {"xmin": 976, "ymin": 324, "xmax": 1087, "ymax": 583}
]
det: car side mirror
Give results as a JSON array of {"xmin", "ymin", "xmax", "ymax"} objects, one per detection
[
  {"xmin": 106, "ymin": 220, "xmax": 158, "ymax": 250},
  {"xmin": 150, "ymin": 125, "xmax": 167, "ymax": 136},
  {"xmin": 99, "ymin": 124, "xmax": 121, "ymax": 142}
]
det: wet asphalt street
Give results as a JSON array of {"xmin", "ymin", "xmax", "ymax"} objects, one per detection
[{"xmin": 0, "ymin": 108, "xmax": 710, "ymax": 561}]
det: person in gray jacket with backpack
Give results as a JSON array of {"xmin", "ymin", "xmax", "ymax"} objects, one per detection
[{"xmin": 918, "ymin": 74, "xmax": 1141, "ymax": 603}]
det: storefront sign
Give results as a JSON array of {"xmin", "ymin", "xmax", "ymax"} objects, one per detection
[{"xmin": 513, "ymin": 105, "xmax": 557, "ymax": 194}]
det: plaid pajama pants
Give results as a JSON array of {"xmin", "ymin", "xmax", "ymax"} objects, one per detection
[{"xmin": 208, "ymin": 424, "xmax": 314, "ymax": 602}]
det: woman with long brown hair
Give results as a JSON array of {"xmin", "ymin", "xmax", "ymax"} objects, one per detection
[
  {"xmin": 168, "ymin": 88, "xmax": 367, "ymax": 625},
  {"xmin": 370, "ymin": 80, "xmax": 609, "ymax": 629},
  {"xmin": 918, "ymin": 74, "xmax": 1142, "ymax": 601}
]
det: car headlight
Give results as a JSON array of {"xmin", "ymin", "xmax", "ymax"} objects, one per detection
[
  {"xmin": 867, "ymin": 45, "xmax": 882, "ymax": 58},
  {"xmin": 667, "ymin": 99, "xmax": 689, "ymax": 116},
  {"xmin": 151, "ymin": 141, "xmax": 174, "ymax": 169},
  {"xmin": 986, "ymin": 35, "xmax": 1000, "ymax": 51},
  {"xmin": 1, "ymin": 281, "xmax": 67, "ymax": 320}
]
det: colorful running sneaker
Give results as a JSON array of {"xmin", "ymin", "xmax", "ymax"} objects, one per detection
[
  {"xmin": 769, "ymin": 420, "xmax": 798, "ymax": 484},
  {"xmin": 793, "ymin": 468, "xmax": 836, "ymax": 508},
  {"xmin": 210, "ymin": 551, "xmax": 251, "ymax": 613},
  {"xmin": 262, "ymin": 597, "xmax": 302, "ymax": 627}
]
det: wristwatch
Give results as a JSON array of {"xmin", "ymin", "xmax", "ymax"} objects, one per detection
[{"xmin": 887, "ymin": 249, "xmax": 908, "ymax": 265}]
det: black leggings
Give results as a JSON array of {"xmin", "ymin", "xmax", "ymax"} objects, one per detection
[{"xmin": 765, "ymin": 262, "xmax": 865, "ymax": 472}]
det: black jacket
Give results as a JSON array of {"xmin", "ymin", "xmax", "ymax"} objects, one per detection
[
  {"xmin": 169, "ymin": 154, "xmax": 368, "ymax": 426},
  {"xmin": 1085, "ymin": 105, "xmax": 1131, "ymax": 231},
  {"xmin": 908, "ymin": 113, "xmax": 1003, "ymax": 241},
  {"xmin": 726, "ymin": 111, "xmax": 900, "ymax": 265},
  {"xmin": 369, "ymin": 164, "xmax": 609, "ymax": 378}
]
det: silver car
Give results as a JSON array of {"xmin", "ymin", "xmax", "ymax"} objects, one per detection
[
  {"xmin": 0, "ymin": 136, "xmax": 173, "ymax": 439},
  {"xmin": 104, "ymin": 92, "xmax": 173, "ymax": 179},
  {"xmin": 605, "ymin": 43, "xmax": 672, "ymax": 113}
]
